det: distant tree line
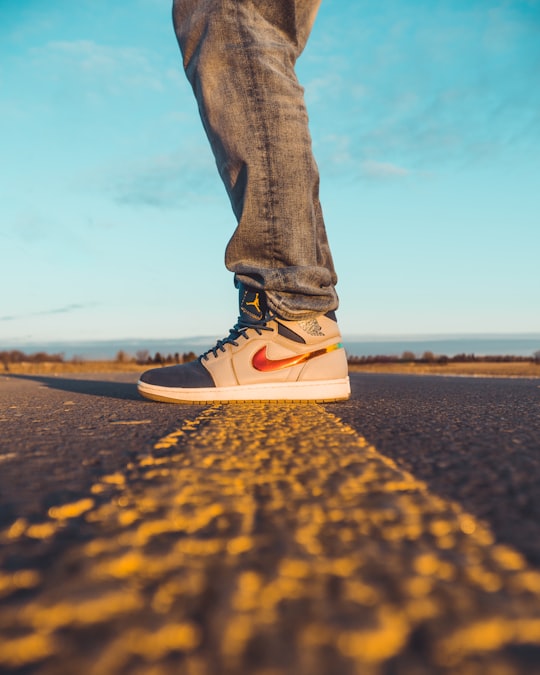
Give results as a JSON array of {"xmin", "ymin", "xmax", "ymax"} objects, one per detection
[
  {"xmin": 1, "ymin": 350, "xmax": 64, "ymax": 369},
  {"xmin": 3, "ymin": 347, "xmax": 539, "ymax": 369},
  {"xmin": 347, "ymin": 351, "xmax": 540, "ymax": 365},
  {"xmin": 0, "ymin": 349, "xmax": 199, "ymax": 370},
  {"xmin": 128, "ymin": 350, "xmax": 198, "ymax": 365}
]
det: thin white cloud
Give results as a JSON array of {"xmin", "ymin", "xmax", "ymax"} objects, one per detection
[
  {"xmin": 314, "ymin": 134, "xmax": 410, "ymax": 180},
  {"xmin": 105, "ymin": 148, "xmax": 222, "ymax": 208},
  {"xmin": 0, "ymin": 304, "xmax": 97, "ymax": 322},
  {"xmin": 31, "ymin": 39, "xmax": 166, "ymax": 94},
  {"xmin": 361, "ymin": 160, "xmax": 409, "ymax": 179}
]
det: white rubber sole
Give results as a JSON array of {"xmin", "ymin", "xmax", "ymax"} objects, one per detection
[{"xmin": 137, "ymin": 377, "xmax": 351, "ymax": 404}]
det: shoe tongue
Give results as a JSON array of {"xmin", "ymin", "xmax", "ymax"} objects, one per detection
[{"xmin": 238, "ymin": 284, "xmax": 267, "ymax": 323}]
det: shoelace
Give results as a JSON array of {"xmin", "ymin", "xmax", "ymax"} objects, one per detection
[{"xmin": 200, "ymin": 314, "xmax": 274, "ymax": 361}]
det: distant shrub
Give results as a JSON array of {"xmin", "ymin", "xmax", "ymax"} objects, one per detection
[{"xmin": 135, "ymin": 350, "xmax": 150, "ymax": 365}]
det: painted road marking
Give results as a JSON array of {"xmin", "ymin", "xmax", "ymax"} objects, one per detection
[
  {"xmin": 109, "ymin": 420, "xmax": 153, "ymax": 425},
  {"xmin": 1, "ymin": 403, "xmax": 540, "ymax": 674}
]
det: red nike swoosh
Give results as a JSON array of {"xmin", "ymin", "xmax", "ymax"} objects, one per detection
[{"xmin": 252, "ymin": 343, "xmax": 342, "ymax": 372}]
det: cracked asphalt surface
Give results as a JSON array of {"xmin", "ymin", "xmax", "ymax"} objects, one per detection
[{"xmin": 0, "ymin": 371, "xmax": 539, "ymax": 674}]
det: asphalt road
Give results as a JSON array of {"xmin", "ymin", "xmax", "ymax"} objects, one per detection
[{"xmin": 1, "ymin": 371, "xmax": 539, "ymax": 674}]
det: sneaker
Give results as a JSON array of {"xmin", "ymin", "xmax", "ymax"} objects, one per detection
[{"xmin": 137, "ymin": 285, "xmax": 350, "ymax": 403}]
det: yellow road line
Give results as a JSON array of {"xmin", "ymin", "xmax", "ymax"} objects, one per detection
[
  {"xmin": 109, "ymin": 420, "xmax": 153, "ymax": 425},
  {"xmin": 1, "ymin": 403, "xmax": 540, "ymax": 674}
]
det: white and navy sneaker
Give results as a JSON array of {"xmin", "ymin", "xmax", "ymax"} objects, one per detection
[{"xmin": 137, "ymin": 286, "xmax": 350, "ymax": 403}]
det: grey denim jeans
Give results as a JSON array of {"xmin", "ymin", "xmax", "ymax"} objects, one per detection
[{"xmin": 172, "ymin": 0, "xmax": 338, "ymax": 319}]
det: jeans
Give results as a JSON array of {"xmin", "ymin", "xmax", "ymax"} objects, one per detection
[{"xmin": 172, "ymin": 0, "xmax": 338, "ymax": 319}]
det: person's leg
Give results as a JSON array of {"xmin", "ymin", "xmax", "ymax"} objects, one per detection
[
  {"xmin": 172, "ymin": 0, "xmax": 337, "ymax": 319},
  {"xmin": 138, "ymin": 0, "xmax": 349, "ymax": 403}
]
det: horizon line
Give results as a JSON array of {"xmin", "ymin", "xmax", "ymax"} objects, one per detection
[{"xmin": 3, "ymin": 331, "xmax": 540, "ymax": 347}]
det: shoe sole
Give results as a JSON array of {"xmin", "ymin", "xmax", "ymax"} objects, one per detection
[{"xmin": 137, "ymin": 377, "xmax": 351, "ymax": 404}]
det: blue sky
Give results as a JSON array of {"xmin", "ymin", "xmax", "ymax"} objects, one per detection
[{"xmin": 1, "ymin": 0, "xmax": 539, "ymax": 347}]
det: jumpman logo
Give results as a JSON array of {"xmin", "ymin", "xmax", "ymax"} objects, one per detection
[{"xmin": 245, "ymin": 293, "xmax": 261, "ymax": 314}]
